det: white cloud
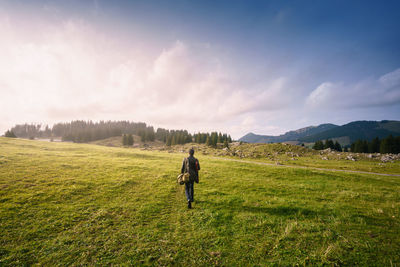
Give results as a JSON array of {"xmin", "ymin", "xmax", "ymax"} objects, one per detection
[
  {"xmin": 0, "ymin": 17, "xmax": 292, "ymax": 138},
  {"xmin": 306, "ymin": 68, "xmax": 400, "ymax": 109}
]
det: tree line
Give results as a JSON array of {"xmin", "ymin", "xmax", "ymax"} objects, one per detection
[
  {"xmin": 194, "ymin": 132, "xmax": 232, "ymax": 148},
  {"xmin": 5, "ymin": 121, "xmax": 233, "ymax": 147},
  {"xmin": 312, "ymin": 135, "xmax": 400, "ymax": 154},
  {"xmin": 8, "ymin": 121, "xmax": 153, "ymax": 143},
  {"xmin": 350, "ymin": 135, "xmax": 400, "ymax": 154}
]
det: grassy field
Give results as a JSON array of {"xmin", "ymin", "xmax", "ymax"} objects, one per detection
[
  {"xmin": 0, "ymin": 138, "xmax": 399, "ymax": 265},
  {"xmin": 88, "ymin": 136, "xmax": 400, "ymax": 175}
]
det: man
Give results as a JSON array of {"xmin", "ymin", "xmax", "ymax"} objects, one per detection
[{"xmin": 181, "ymin": 148, "xmax": 200, "ymax": 209}]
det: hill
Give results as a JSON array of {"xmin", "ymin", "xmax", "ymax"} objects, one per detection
[
  {"xmin": 240, "ymin": 120, "xmax": 400, "ymax": 146},
  {"xmin": 239, "ymin": 123, "xmax": 338, "ymax": 143},
  {"xmin": 1, "ymin": 138, "xmax": 399, "ymax": 265},
  {"xmin": 299, "ymin": 120, "xmax": 400, "ymax": 144}
]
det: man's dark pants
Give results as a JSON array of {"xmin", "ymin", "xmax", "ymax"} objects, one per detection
[{"xmin": 185, "ymin": 181, "xmax": 194, "ymax": 202}]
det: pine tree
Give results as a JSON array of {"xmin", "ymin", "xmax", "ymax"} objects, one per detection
[
  {"xmin": 171, "ymin": 135, "xmax": 177, "ymax": 146},
  {"xmin": 334, "ymin": 141, "xmax": 342, "ymax": 152},
  {"xmin": 380, "ymin": 135, "xmax": 395, "ymax": 154},
  {"xmin": 206, "ymin": 135, "xmax": 211, "ymax": 146},
  {"xmin": 312, "ymin": 140, "xmax": 324, "ymax": 150},
  {"xmin": 386, "ymin": 135, "xmax": 395, "ymax": 153},
  {"xmin": 394, "ymin": 136, "xmax": 400, "ymax": 154},
  {"xmin": 224, "ymin": 139, "xmax": 229, "ymax": 149},
  {"xmin": 210, "ymin": 132, "xmax": 218, "ymax": 147},
  {"xmin": 369, "ymin": 137, "xmax": 380, "ymax": 153},
  {"xmin": 122, "ymin": 134, "xmax": 128, "ymax": 146},
  {"xmin": 140, "ymin": 131, "xmax": 146, "ymax": 142},
  {"xmin": 324, "ymin": 139, "xmax": 335, "ymax": 150},
  {"xmin": 127, "ymin": 134, "xmax": 134, "ymax": 146},
  {"xmin": 353, "ymin": 140, "xmax": 362, "ymax": 152},
  {"xmin": 166, "ymin": 135, "xmax": 172, "ymax": 146},
  {"xmin": 362, "ymin": 140, "xmax": 369, "ymax": 153},
  {"xmin": 5, "ymin": 130, "xmax": 16, "ymax": 138},
  {"xmin": 350, "ymin": 142, "xmax": 354, "ymax": 152}
]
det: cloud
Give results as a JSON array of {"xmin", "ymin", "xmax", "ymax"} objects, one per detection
[
  {"xmin": 306, "ymin": 68, "xmax": 400, "ymax": 109},
  {"xmin": 0, "ymin": 17, "xmax": 292, "ymax": 137}
]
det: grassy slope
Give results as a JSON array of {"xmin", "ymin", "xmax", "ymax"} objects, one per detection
[
  {"xmin": 89, "ymin": 136, "xmax": 165, "ymax": 148},
  {"xmin": 0, "ymin": 138, "xmax": 399, "ymax": 265},
  {"xmin": 165, "ymin": 142, "xmax": 400, "ymax": 175}
]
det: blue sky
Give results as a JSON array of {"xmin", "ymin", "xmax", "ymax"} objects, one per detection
[{"xmin": 0, "ymin": 0, "xmax": 399, "ymax": 138}]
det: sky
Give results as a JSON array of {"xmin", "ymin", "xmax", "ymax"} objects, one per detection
[{"xmin": 0, "ymin": 0, "xmax": 399, "ymax": 139}]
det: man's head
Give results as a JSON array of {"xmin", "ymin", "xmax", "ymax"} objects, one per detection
[{"xmin": 189, "ymin": 148, "xmax": 194, "ymax": 156}]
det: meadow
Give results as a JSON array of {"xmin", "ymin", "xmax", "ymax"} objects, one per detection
[{"xmin": 0, "ymin": 137, "xmax": 399, "ymax": 265}]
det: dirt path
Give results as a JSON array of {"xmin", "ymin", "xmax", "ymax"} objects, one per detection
[{"xmin": 212, "ymin": 157, "xmax": 400, "ymax": 177}]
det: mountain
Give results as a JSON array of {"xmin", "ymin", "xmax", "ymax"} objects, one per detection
[
  {"xmin": 239, "ymin": 123, "xmax": 338, "ymax": 143},
  {"xmin": 299, "ymin": 120, "xmax": 400, "ymax": 144},
  {"xmin": 239, "ymin": 120, "xmax": 400, "ymax": 146}
]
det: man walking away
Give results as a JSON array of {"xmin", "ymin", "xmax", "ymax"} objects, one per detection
[{"xmin": 181, "ymin": 148, "xmax": 200, "ymax": 209}]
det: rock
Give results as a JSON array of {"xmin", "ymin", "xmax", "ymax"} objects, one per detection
[
  {"xmin": 346, "ymin": 155, "xmax": 356, "ymax": 161},
  {"xmin": 381, "ymin": 154, "xmax": 394, "ymax": 163},
  {"xmin": 321, "ymin": 156, "xmax": 328, "ymax": 160}
]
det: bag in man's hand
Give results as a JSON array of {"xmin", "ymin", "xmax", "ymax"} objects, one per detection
[{"xmin": 177, "ymin": 172, "xmax": 190, "ymax": 185}]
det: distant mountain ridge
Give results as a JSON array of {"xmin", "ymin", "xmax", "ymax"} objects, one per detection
[
  {"xmin": 299, "ymin": 120, "xmax": 400, "ymax": 144},
  {"xmin": 239, "ymin": 123, "xmax": 338, "ymax": 143},
  {"xmin": 239, "ymin": 120, "xmax": 400, "ymax": 145}
]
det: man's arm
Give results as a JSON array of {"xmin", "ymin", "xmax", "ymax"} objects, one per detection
[
  {"xmin": 181, "ymin": 158, "xmax": 186, "ymax": 174},
  {"xmin": 196, "ymin": 159, "xmax": 200, "ymax": 171}
]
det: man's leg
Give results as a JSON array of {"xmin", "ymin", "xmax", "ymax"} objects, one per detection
[
  {"xmin": 185, "ymin": 182, "xmax": 191, "ymax": 202},
  {"xmin": 190, "ymin": 182, "xmax": 194, "ymax": 202},
  {"xmin": 185, "ymin": 182, "xmax": 193, "ymax": 208}
]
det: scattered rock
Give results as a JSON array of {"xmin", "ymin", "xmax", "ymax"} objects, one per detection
[
  {"xmin": 321, "ymin": 156, "xmax": 328, "ymax": 160},
  {"xmin": 346, "ymin": 155, "xmax": 356, "ymax": 161},
  {"xmin": 381, "ymin": 154, "xmax": 395, "ymax": 163}
]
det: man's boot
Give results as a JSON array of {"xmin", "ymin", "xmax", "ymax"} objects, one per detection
[{"xmin": 188, "ymin": 201, "xmax": 192, "ymax": 209}]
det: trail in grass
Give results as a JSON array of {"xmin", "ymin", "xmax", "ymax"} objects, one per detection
[{"xmin": 212, "ymin": 157, "xmax": 400, "ymax": 177}]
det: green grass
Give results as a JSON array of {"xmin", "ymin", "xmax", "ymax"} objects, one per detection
[{"xmin": 0, "ymin": 137, "xmax": 399, "ymax": 265}]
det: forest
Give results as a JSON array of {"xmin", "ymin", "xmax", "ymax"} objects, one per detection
[
  {"xmin": 312, "ymin": 135, "xmax": 400, "ymax": 154},
  {"xmin": 6, "ymin": 121, "xmax": 232, "ymax": 146}
]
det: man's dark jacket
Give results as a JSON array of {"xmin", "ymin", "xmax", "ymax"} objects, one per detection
[{"xmin": 181, "ymin": 156, "xmax": 200, "ymax": 183}]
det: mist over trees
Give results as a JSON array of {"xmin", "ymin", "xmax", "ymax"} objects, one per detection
[{"xmin": 7, "ymin": 121, "xmax": 232, "ymax": 146}]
